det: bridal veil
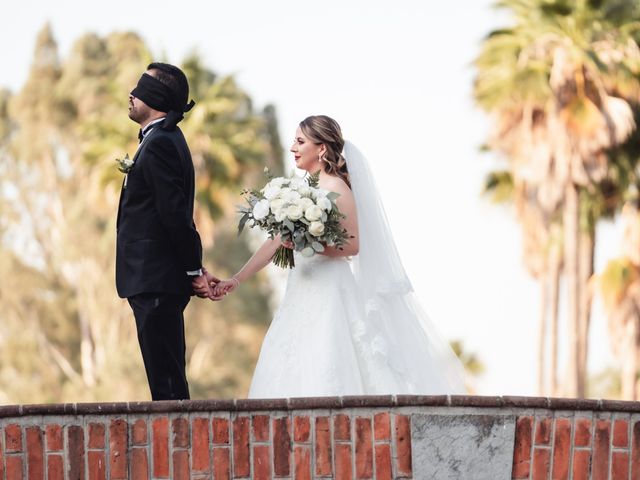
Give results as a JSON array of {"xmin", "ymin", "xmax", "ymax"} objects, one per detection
[{"xmin": 344, "ymin": 141, "xmax": 466, "ymax": 394}]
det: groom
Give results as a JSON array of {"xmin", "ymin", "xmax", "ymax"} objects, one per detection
[{"xmin": 116, "ymin": 62, "xmax": 217, "ymax": 400}]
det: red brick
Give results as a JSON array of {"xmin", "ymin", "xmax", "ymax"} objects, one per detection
[
  {"xmin": 47, "ymin": 455, "xmax": 64, "ymax": 480},
  {"xmin": 512, "ymin": 416, "xmax": 533, "ymax": 479},
  {"xmin": 294, "ymin": 416, "xmax": 311, "ymax": 443},
  {"xmin": 611, "ymin": 451, "xmax": 629, "ymax": 480},
  {"xmin": 252, "ymin": 415, "xmax": 270, "ymax": 442},
  {"xmin": 67, "ymin": 425, "xmax": 85, "ymax": 480},
  {"xmin": 212, "ymin": 417, "xmax": 230, "ymax": 444},
  {"xmin": 131, "ymin": 448, "xmax": 149, "ymax": 480},
  {"xmin": 253, "ymin": 444, "xmax": 271, "ymax": 480},
  {"xmin": 335, "ymin": 443, "xmax": 353, "ymax": 480},
  {"xmin": 45, "ymin": 424, "xmax": 63, "ymax": 452},
  {"xmin": 26, "ymin": 426, "xmax": 43, "ymax": 480},
  {"xmin": 375, "ymin": 444, "xmax": 392, "ymax": 480},
  {"xmin": 334, "ymin": 414, "xmax": 351, "ymax": 441},
  {"xmin": 213, "ymin": 448, "xmax": 230, "ymax": 480},
  {"xmin": 572, "ymin": 450, "xmax": 591, "ymax": 480},
  {"xmin": 109, "ymin": 419, "xmax": 128, "ymax": 479},
  {"xmin": 632, "ymin": 421, "xmax": 640, "ymax": 479},
  {"xmin": 534, "ymin": 417, "xmax": 552, "ymax": 445},
  {"xmin": 315, "ymin": 416, "xmax": 333, "ymax": 476},
  {"xmin": 574, "ymin": 418, "xmax": 592, "ymax": 447},
  {"xmin": 356, "ymin": 417, "xmax": 373, "ymax": 479},
  {"xmin": 5, "ymin": 424, "xmax": 22, "ymax": 452},
  {"xmin": 232, "ymin": 416, "xmax": 250, "ymax": 477},
  {"xmin": 172, "ymin": 417, "xmax": 189, "ymax": 448},
  {"xmin": 6, "ymin": 456, "xmax": 23, "ymax": 480},
  {"xmin": 395, "ymin": 415, "xmax": 412, "ymax": 477},
  {"xmin": 613, "ymin": 419, "xmax": 629, "ymax": 448},
  {"xmin": 131, "ymin": 419, "xmax": 147, "ymax": 445},
  {"xmin": 173, "ymin": 450, "xmax": 190, "ymax": 480},
  {"xmin": 592, "ymin": 419, "xmax": 611, "ymax": 480},
  {"xmin": 532, "ymin": 448, "xmax": 550, "ymax": 480},
  {"xmin": 152, "ymin": 417, "xmax": 169, "ymax": 478},
  {"xmin": 274, "ymin": 417, "xmax": 291, "ymax": 476},
  {"xmin": 88, "ymin": 423, "xmax": 105, "ymax": 449},
  {"xmin": 551, "ymin": 418, "xmax": 571, "ymax": 480},
  {"xmin": 88, "ymin": 451, "xmax": 105, "ymax": 480},
  {"xmin": 294, "ymin": 445, "xmax": 311, "ymax": 480},
  {"xmin": 374, "ymin": 413, "xmax": 391, "ymax": 441},
  {"xmin": 191, "ymin": 417, "xmax": 210, "ymax": 473}
]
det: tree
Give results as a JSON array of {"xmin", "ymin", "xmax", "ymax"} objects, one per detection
[
  {"xmin": 0, "ymin": 25, "xmax": 283, "ymax": 402},
  {"xmin": 596, "ymin": 125, "xmax": 640, "ymax": 399},
  {"xmin": 474, "ymin": 0, "xmax": 640, "ymax": 397},
  {"xmin": 450, "ymin": 340, "xmax": 485, "ymax": 394},
  {"xmin": 483, "ymin": 169, "xmax": 563, "ymax": 396}
]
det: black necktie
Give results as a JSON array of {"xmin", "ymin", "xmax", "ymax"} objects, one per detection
[{"xmin": 138, "ymin": 129, "xmax": 144, "ymax": 143}]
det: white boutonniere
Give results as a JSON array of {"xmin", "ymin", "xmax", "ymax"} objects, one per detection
[{"xmin": 115, "ymin": 153, "xmax": 134, "ymax": 188}]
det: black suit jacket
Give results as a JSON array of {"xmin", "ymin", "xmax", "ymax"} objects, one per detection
[{"xmin": 116, "ymin": 122, "xmax": 202, "ymax": 298}]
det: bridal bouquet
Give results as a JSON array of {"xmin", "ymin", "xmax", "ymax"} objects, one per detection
[{"xmin": 238, "ymin": 169, "xmax": 350, "ymax": 268}]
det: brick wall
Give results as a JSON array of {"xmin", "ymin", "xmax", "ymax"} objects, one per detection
[
  {"xmin": 0, "ymin": 397, "xmax": 413, "ymax": 480},
  {"xmin": 512, "ymin": 405, "xmax": 640, "ymax": 479},
  {"xmin": 0, "ymin": 395, "xmax": 638, "ymax": 479}
]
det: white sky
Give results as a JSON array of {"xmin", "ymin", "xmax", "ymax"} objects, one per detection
[{"xmin": 0, "ymin": 0, "xmax": 624, "ymax": 397}]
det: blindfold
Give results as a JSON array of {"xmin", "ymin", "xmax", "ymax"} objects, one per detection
[{"xmin": 131, "ymin": 73, "xmax": 195, "ymax": 130}]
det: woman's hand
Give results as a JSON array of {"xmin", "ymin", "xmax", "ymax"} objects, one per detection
[{"xmin": 212, "ymin": 277, "xmax": 240, "ymax": 298}]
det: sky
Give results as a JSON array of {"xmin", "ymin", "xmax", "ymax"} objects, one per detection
[{"xmin": 0, "ymin": 0, "xmax": 626, "ymax": 396}]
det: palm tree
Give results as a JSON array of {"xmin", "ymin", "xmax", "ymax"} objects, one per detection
[
  {"xmin": 598, "ymin": 205, "xmax": 640, "ymax": 399},
  {"xmin": 483, "ymin": 169, "xmax": 563, "ymax": 395},
  {"xmin": 450, "ymin": 340, "xmax": 485, "ymax": 394},
  {"xmin": 597, "ymin": 123, "xmax": 640, "ymax": 398},
  {"xmin": 474, "ymin": 0, "xmax": 640, "ymax": 397}
]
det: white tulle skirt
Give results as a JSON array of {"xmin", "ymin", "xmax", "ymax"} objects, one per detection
[{"xmin": 248, "ymin": 253, "xmax": 466, "ymax": 398}]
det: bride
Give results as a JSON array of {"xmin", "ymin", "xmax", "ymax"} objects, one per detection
[{"xmin": 202, "ymin": 115, "xmax": 465, "ymax": 398}]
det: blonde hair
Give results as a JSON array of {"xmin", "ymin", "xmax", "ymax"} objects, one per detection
[{"xmin": 299, "ymin": 115, "xmax": 350, "ymax": 188}]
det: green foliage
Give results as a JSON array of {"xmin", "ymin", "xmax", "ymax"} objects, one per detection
[
  {"xmin": 0, "ymin": 25, "xmax": 283, "ymax": 402},
  {"xmin": 588, "ymin": 366, "xmax": 623, "ymax": 399},
  {"xmin": 482, "ymin": 170, "xmax": 515, "ymax": 204},
  {"xmin": 599, "ymin": 257, "xmax": 639, "ymax": 305},
  {"xmin": 450, "ymin": 340, "xmax": 486, "ymax": 377}
]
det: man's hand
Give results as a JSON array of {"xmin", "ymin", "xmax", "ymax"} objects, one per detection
[
  {"xmin": 192, "ymin": 273, "xmax": 213, "ymax": 299},
  {"xmin": 192, "ymin": 268, "xmax": 226, "ymax": 300}
]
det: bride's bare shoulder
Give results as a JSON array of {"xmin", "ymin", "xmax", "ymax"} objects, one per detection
[{"xmin": 320, "ymin": 175, "xmax": 351, "ymax": 194}]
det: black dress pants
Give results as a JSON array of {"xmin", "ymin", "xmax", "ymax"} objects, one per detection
[{"xmin": 128, "ymin": 292, "xmax": 191, "ymax": 400}]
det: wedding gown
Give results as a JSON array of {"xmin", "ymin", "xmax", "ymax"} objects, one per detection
[{"xmin": 248, "ymin": 142, "xmax": 466, "ymax": 398}]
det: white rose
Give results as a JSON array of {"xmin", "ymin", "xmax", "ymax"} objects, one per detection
[
  {"xmin": 270, "ymin": 177, "xmax": 286, "ymax": 188},
  {"xmin": 270, "ymin": 198, "xmax": 286, "ymax": 213},
  {"xmin": 309, "ymin": 221, "xmax": 325, "ymax": 237},
  {"xmin": 317, "ymin": 197, "xmax": 332, "ymax": 212},
  {"xmin": 263, "ymin": 184, "xmax": 282, "ymax": 200},
  {"xmin": 298, "ymin": 197, "xmax": 314, "ymax": 211},
  {"xmin": 282, "ymin": 190, "xmax": 301, "ymax": 204},
  {"xmin": 289, "ymin": 177, "xmax": 305, "ymax": 189},
  {"xmin": 297, "ymin": 185, "xmax": 311, "ymax": 197},
  {"xmin": 275, "ymin": 210, "xmax": 287, "ymax": 222},
  {"xmin": 304, "ymin": 205, "xmax": 323, "ymax": 222},
  {"xmin": 285, "ymin": 205, "xmax": 304, "ymax": 221},
  {"xmin": 313, "ymin": 188, "xmax": 329, "ymax": 200},
  {"xmin": 252, "ymin": 199, "xmax": 270, "ymax": 220}
]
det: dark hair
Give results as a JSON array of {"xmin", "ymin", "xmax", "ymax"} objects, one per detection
[
  {"xmin": 299, "ymin": 115, "xmax": 350, "ymax": 187},
  {"xmin": 147, "ymin": 62, "xmax": 189, "ymax": 109}
]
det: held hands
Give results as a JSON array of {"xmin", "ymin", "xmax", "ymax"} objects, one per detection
[
  {"xmin": 212, "ymin": 277, "xmax": 240, "ymax": 298},
  {"xmin": 191, "ymin": 268, "xmax": 225, "ymax": 301}
]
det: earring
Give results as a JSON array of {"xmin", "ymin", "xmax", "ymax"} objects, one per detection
[{"xmin": 318, "ymin": 154, "xmax": 323, "ymax": 163}]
